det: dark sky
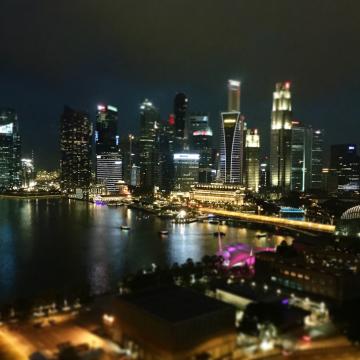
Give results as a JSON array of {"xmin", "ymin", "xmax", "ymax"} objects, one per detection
[{"xmin": 0, "ymin": 0, "xmax": 359, "ymax": 169}]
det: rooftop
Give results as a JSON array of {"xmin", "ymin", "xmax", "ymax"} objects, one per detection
[{"xmin": 121, "ymin": 286, "xmax": 234, "ymax": 323}]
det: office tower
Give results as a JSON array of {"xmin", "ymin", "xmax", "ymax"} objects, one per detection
[
  {"xmin": 0, "ymin": 108, "xmax": 21, "ymax": 189},
  {"xmin": 174, "ymin": 93, "xmax": 188, "ymax": 151},
  {"xmin": 330, "ymin": 144, "xmax": 360, "ymax": 191},
  {"xmin": 228, "ymin": 80, "xmax": 241, "ymax": 112},
  {"xmin": 189, "ymin": 113, "xmax": 213, "ymax": 183},
  {"xmin": 270, "ymin": 82, "xmax": 293, "ymax": 191},
  {"xmin": 290, "ymin": 121, "xmax": 312, "ymax": 192},
  {"xmin": 130, "ymin": 165, "xmax": 141, "ymax": 187},
  {"xmin": 158, "ymin": 118, "xmax": 175, "ymax": 192},
  {"xmin": 21, "ymin": 158, "xmax": 35, "ymax": 188},
  {"xmin": 219, "ymin": 112, "xmax": 244, "ymax": 183},
  {"xmin": 259, "ymin": 159, "xmax": 270, "ymax": 191},
  {"xmin": 95, "ymin": 105, "xmax": 122, "ymax": 193},
  {"xmin": 310, "ymin": 129, "xmax": 324, "ymax": 190},
  {"xmin": 173, "ymin": 153, "xmax": 199, "ymax": 191},
  {"xmin": 244, "ymin": 129, "xmax": 260, "ymax": 192},
  {"xmin": 60, "ymin": 106, "xmax": 92, "ymax": 192},
  {"xmin": 121, "ymin": 134, "xmax": 140, "ymax": 186},
  {"xmin": 139, "ymin": 99, "xmax": 160, "ymax": 192},
  {"xmin": 290, "ymin": 122, "xmax": 325, "ymax": 192}
]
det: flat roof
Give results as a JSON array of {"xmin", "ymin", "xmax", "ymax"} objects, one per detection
[{"xmin": 121, "ymin": 286, "xmax": 234, "ymax": 323}]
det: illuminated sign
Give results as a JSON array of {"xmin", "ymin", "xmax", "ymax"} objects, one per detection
[
  {"xmin": 107, "ymin": 105, "xmax": 118, "ymax": 112},
  {"xmin": 97, "ymin": 105, "xmax": 105, "ymax": 111},
  {"xmin": 0, "ymin": 123, "xmax": 13, "ymax": 134},
  {"xmin": 174, "ymin": 153, "xmax": 200, "ymax": 161},
  {"xmin": 193, "ymin": 130, "xmax": 213, "ymax": 136},
  {"xmin": 228, "ymin": 79, "xmax": 240, "ymax": 87},
  {"xmin": 349, "ymin": 146, "xmax": 355, "ymax": 150},
  {"xmin": 95, "ymin": 130, "xmax": 99, "ymax": 142},
  {"xmin": 116, "ymin": 135, "xmax": 119, "ymax": 146}
]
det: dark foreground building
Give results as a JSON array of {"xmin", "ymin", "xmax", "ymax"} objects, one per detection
[{"xmin": 100, "ymin": 286, "xmax": 236, "ymax": 360}]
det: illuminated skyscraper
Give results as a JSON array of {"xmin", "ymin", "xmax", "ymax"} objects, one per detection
[
  {"xmin": 139, "ymin": 99, "xmax": 160, "ymax": 192},
  {"xmin": 173, "ymin": 153, "xmax": 200, "ymax": 191},
  {"xmin": 95, "ymin": 105, "xmax": 122, "ymax": 193},
  {"xmin": 270, "ymin": 82, "xmax": 293, "ymax": 191},
  {"xmin": 310, "ymin": 129, "xmax": 324, "ymax": 190},
  {"xmin": 244, "ymin": 129, "xmax": 260, "ymax": 192},
  {"xmin": 0, "ymin": 108, "xmax": 21, "ymax": 189},
  {"xmin": 219, "ymin": 112, "xmax": 244, "ymax": 183},
  {"xmin": 189, "ymin": 113, "xmax": 213, "ymax": 183},
  {"xmin": 330, "ymin": 144, "xmax": 360, "ymax": 191},
  {"xmin": 174, "ymin": 92, "xmax": 188, "ymax": 151},
  {"xmin": 60, "ymin": 106, "xmax": 92, "ymax": 192},
  {"xmin": 228, "ymin": 80, "xmax": 241, "ymax": 112}
]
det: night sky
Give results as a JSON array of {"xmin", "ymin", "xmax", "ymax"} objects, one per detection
[{"xmin": 0, "ymin": 0, "xmax": 359, "ymax": 169}]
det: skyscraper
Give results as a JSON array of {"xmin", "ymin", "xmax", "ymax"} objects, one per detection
[
  {"xmin": 244, "ymin": 129, "xmax": 260, "ymax": 192},
  {"xmin": 139, "ymin": 99, "xmax": 160, "ymax": 192},
  {"xmin": 270, "ymin": 82, "xmax": 293, "ymax": 191},
  {"xmin": 173, "ymin": 153, "xmax": 200, "ymax": 191},
  {"xmin": 228, "ymin": 80, "xmax": 241, "ymax": 112},
  {"xmin": 189, "ymin": 113, "xmax": 213, "ymax": 183},
  {"xmin": 0, "ymin": 108, "xmax": 21, "ymax": 190},
  {"xmin": 330, "ymin": 144, "xmax": 360, "ymax": 191},
  {"xmin": 174, "ymin": 93, "xmax": 188, "ymax": 151},
  {"xmin": 219, "ymin": 112, "xmax": 244, "ymax": 183},
  {"xmin": 290, "ymin": 122, "xmax": 324, "ymax": 192},
  {"xmin": 60, "ymin": 106, "xmax": 92, "ymax": 192},
  {"xmin": 290, "ymin": 121, "xmax": 312, "ymax": 192},
  {"xmin": 95, "ymin": 105, "xmax": 122, "ymax": 193},
  {"xmin": 310, "ymin": 129, "xmax": 324, "ymax": 190}
]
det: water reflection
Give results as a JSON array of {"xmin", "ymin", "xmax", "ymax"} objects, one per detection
[{"xmin": 0, "ymin": 199, "xmax": 294, "ymax": 303}]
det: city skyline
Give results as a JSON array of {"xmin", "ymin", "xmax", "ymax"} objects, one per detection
[{"xmin": 1, "ymin": 1, "xmax": 360, "ymax": 168}]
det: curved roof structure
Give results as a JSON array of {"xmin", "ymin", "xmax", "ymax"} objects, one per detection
[{"xmin": 341, "ymin": 205, "xmax": 360, "ymax": 221}]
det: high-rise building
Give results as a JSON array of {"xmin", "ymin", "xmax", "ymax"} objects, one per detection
[
  {"xmin": 259, "ymin": 160, "xmax": 270, "ymax": 191},
  {"xmin": 60, "ymin": 106, "xmax": 92, "ymax": 192},
  {"xmin": 158, "ymin": 119, "xmax": 175, "ymax": 192},
  {"xmin": 270, "ymin": 82, "xmax": 293, "ymax": 191},
  {"xmin": 290, "ymin": 122, "xmax": 324, "ymax": 192},
  {"xmin": 173, "ymin": 153, "xmax": 199, "ymax": 191},
  {"xmin": 139, "ymin": 99, "xmax": 160, "ymax": 192},
  {"xmin": 310, "ymin": 129, "xmax": 324, "ymax": 190},
  {"xmin": 174, "ymin": 93, "xmax": 188, "ymax": 151},
  {"xmin": 21, "ymin": 158, "xmax": 35, "ymax": 188},
  {"xmin": 290, "ymin": 121, "xmax": 312, "ymax": 192},
  {"xmin": 244, "ymin": 129, "xmax": 260, "ymax": 192},
  {"xmin": 189, "ymin": 113, "xmax": 214, "ymax": 183},
  {"xmin": 330, "ymin": 144, "xmax": 360, "ymax": 191},
  {"xmin": 228, "ymin": 80, "xmax": 241, "ymax": 112},
  {"xmin": 95, "ymin": 105, "xmax": 122, "ymax": 193},
  {"xmin": 121, "ymin": 134, "xmax": 140, "ymax": 186},
  {"xmin": 219, "ymin": 112, "xmax": 244, "ymax": 183},
  {"xmin": 0, "ymin": 108, "xmax": 21, "ymax": 190}
]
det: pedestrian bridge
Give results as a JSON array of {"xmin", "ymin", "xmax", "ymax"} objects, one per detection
[{"xmin": 199, "ymin": 207, "xmax": 335, "ymax": 234}]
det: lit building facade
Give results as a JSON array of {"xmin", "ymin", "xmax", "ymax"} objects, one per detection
[
  {"xmin": 227, "ymin": 79, "xmax": 241, "ymax": 112},
  {"xmin": 219, "ymin": 112, "xmax": 244, "ymax": 183},
  {"xmin": 330, "ymin": 144, "xmax": 360, "ymax": 191},
  {"xmin": 21, "ymin": 158, "xmax": 35, "ymax": 188},
  {"xmin": 60, "ymin": 106, "xmax": 92, "ymax": 192},
  {"xmin": 310, "ymin": 129, "xmax": 324, "ymax": 190},
  {"xmin": 189, "ymin": 113, "xmax": 213, "ymax": 183},
  {"xmin": 244, "ymin": 129, "xmax": 260, "ymax": 192},
  {"xmin": 190, "ymin": 183, "xmax": 245, "ymax": 205},
  {"xmin": 139, "ymin": 99, "xmax": 160, "ymax": 192},
  {"xmin": 0, "ymin": 108, "xmax": 22, "ymax": 190},
  {"xmin": 173, "ymin": 153, "xmax": 199, "ymax": 191},
  {"xmin": 270, "ymin": 82, "xmax": 293, "ymax": 191},
  {"xmin": 95, "ymin": 105, "xmax": 122, "ymax": 194}
]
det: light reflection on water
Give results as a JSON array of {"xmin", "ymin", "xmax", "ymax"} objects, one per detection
[{"xmin": 0, "ymin": 199, "xmax": 294, "ymax": 303}]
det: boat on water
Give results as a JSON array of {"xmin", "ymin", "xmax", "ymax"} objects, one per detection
[
  {"xmin": 120, "ymin": 225, "xmax": 131, "ymax": 230},
  {"xmin": 209, "ymin": 220, "xmax": 219, "ymax": 224},
  {"xmin": 159, "ymin": 230, "xmax": 169, "ymax": 235},
  {"xmin": 214, "ymin": 231, "xmax": 226, "ymax": 237}
]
